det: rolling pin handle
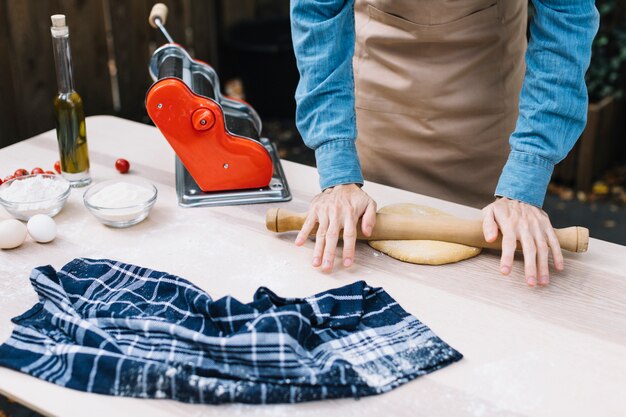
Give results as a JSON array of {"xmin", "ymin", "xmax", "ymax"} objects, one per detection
[
  {"xmin": 266, "ymin": 208, "xmax": 280, "ymax": 232},
  {"xmin": 149, "ymin": 3, "xmax": 169, "ymax": 29},
  {"xmin": 576, "ymin": 226, "xmax": 589, "ymax": 253},
  {"xmin": 553, "ymin": 226, "xmax": 590, "ymax": 253},
  {"xmin": 266, "ymin": 208, "xmax": 309, "ymax": 234}
]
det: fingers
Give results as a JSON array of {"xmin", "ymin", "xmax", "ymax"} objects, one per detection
[
  {"xmin": 499, "ymin": 225, "xmax": 516, "ymax": 276},
  {"xmin": 321, "ymin": 218, "xmax": 341, "ymax": 273},
  {"xmin": 519, "ymin": 228, "xmax": 537, "ymax": 286},
  {"xmin": 492, "ymin": 200, "xmax": 515, "ymax": 275},
  {"xmin": 535, "ymin": 237, "xmax": 550, "ymax": 286},
  {"xmin": 362, "ymin": 201, "xmax": 377, "ymax": 237},
  {"xmin": 308, "ymin": 209, "xmax": 346, "ymax": 272},
  {"xmin": 529, "ymin": 219, "xmax": 550, "ymax": 286},
  {"xmin": 312, "ymin": 214, "xmax": 328, "ymax": 268},
  {"xmin": 298, "ymin": 185, "xmax": 377, "ymax": 272},
  {"xmin": 342, "ymin": 212, "xmax": 357, "ymax": 268},
  {"xmin": 546, "ymin": 227, "xmax": 564, "ymax": 271},
  {"xmin": 490, "ymin": 199, "xmax": 567, "ymax": 287},
  {"xmin": 482, "ymin": 206, "xmax": 498, "ymax": 242},
  {"xmin": 295, "ymin": 212, "xmax": 317, "ymax": 246}
]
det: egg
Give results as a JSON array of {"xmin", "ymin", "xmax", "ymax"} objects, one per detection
[
  {"xmin": 0, "ymin": 219, "xmax": 28, "ymax": 249},
  {"xmin": 27, "ymin": 214, "xmax": 57, "ymax": 243}
]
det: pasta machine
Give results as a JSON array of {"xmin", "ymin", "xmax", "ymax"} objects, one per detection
[{"xmin": 145, "ymin": 3, "xmax": 291, "ymax": 207}]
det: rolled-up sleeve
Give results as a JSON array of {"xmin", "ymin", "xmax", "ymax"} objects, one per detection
[
  {"xmin": 495, "ymin": 0, "xmax": 599, "ymax": 207},
  {"xmin": 290, "ymin": 0, "xmax": 363, "ymax": 190}
]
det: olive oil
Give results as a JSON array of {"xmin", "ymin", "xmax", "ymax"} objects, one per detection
[{"xmin": 50, "ymin": 14, "xmax": 91, "ymax": 187}]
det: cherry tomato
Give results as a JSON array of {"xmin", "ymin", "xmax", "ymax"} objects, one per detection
[
  {"xmin": 115, "ymin": 158, "xmax": 130, "ymax": 174},
  {"xmin": 14, "ymin": 169, "xmax": 29, "ymax": 177},
  {"xmin": 31, "ymin": 167, "xmax": 44, "ymax": 175},
  {"xmin": 0, "ymin": 178, "xmax": 3, "ymax": 186},
  {"xmin": 44, "ymin": 170, "xmax": 56, "ymax": 175},
  {"xmin": 54, "ymin": 161, "xmax": 61, "ymax": 174}
]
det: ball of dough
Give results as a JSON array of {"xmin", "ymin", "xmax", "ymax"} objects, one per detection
[
  {"xmin": 368, "ymin": 203, "xmax": 481, "ymax": 265},
  {"xmin": 0, "ymin": 219, "xmax": 28, "ymax": 249},
  {"xmin": 27, "ymin": 214, "xmax": 57, "ymax": 243}
]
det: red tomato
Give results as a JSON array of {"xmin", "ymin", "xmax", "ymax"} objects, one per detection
[
  {"xmin": 0, "ymin": 178, "xmax": 3, "ymax": 186},
  {"xmin": 31, "ymin": 167, "xmax": 44, "ymax": 175},
  {"xmin": 54, "ymin": 161, "xmax": 61, "ymax": 174},
  {"xmin": 115, "ymin": 158, "xmax": 130, "ymax": 174},
  {"xmin": 44, "ymin": 170, "xmax": 56, "ymax": 175},
  {"xmin": 14, "ymin": 169, "xmax": 29, "ymax": 177}
]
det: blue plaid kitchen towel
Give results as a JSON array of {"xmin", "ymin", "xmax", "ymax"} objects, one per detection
[{"xmin": 0, "ymin": 258, "xmax": 462, "ymax": 404}]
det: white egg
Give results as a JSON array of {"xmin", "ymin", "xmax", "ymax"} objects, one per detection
[
  {"xmin": 27, "ymin": 214, "xmax": 57, "ymax": 243},
  {"xmin": 0, "ymin": 219, "xmax": 28, "ymax": 249}
]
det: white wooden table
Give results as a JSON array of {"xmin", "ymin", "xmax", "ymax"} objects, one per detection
[{"xmin": 1, "ymin": 116, "xmax": 625, "ymax": 417}]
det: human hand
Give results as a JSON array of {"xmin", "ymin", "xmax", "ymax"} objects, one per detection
[
  {"xmin": 295, "ymin": 184, "xmax": 377, "ymax": 272},
  {"xmin": 482, "ymin": 197, "xmax": 564, "ymax": 286}
]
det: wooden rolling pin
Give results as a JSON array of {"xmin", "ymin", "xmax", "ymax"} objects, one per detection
[{"xmin": 266, "ymin": 208, "xmax": 589, "ymax": 253}]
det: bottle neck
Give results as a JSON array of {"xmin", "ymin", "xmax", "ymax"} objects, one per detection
[{"xmin": 51, "ymin": 31, "xmax": 74, "ymax": 94}]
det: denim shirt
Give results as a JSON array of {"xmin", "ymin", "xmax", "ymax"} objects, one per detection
[{"xmin": 290, "ymin": 1, "xmax": 599, "ymax": 207}]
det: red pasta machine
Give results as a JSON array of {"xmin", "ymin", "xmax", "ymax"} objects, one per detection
[{"xmin": 145, "ymin": 3, "xmax": 291, "ymax": 207}]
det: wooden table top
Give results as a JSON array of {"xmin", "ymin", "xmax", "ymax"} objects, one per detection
[{"xmin": 1, "ymin": 116, "xmax": 624, "ymax": 417}]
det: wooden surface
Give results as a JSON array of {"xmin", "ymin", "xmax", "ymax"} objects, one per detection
[{"xmin": 0, "ymin": 116, "xmax": 625, "ymax": 417}]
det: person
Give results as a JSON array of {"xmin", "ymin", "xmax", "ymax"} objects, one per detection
[{"xmin": 289, "ymin": 0, "xmax": 599, "ymax": 286}]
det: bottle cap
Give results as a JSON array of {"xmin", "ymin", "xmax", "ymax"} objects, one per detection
[
  {"xmin": 50, "ymin": 14, "xmax": 68, "ymax": 36},
  {"xmin": 51, "ymin": 14, "xmax": 66, "ymax": 27}
]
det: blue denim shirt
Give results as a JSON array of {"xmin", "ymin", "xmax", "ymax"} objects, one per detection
[{"xmin": 290, "ymin": 1, "xmax": 599, "ymax": 207}]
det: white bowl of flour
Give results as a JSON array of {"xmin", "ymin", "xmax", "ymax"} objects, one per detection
[
  {"xmin": 83, "ymin": 178, "xmax": 158, "ymax": 228},
  {"xmin": 0, "ymin": 174, "xmax": 71, "ymax": 220}
]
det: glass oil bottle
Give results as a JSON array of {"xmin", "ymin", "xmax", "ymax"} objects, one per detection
[{"xmin": 50, "ymin": 14, "xmax": 91, "ymax": 187}]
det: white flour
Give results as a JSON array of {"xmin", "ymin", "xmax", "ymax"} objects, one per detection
[
  {"xmin": 0, "ymin": 176, "xmax": 67, "ymax": 203},
  {"xmin": 88, "ymin": 182, "xmax": 153, "ymax": 208},
  {"xmin": 86, "ymin": 181, "xmax": 155, "ymax": 223}
]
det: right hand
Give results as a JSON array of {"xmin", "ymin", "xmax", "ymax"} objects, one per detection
[{"xmin": 295, "ymin": 184, "xmax": 377, "ymax": 272}]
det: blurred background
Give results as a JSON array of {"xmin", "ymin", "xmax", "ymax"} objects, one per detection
[{"xmin": 0, "ymin": 0, "xmax": 624, "ymax": 247}]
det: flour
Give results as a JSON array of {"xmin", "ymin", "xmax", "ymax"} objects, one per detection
[
  {"xmin": 0, "ymin": 175, "xmax": 68, "ymax": 204},
  {"xmin": 88, "ymin": 182, "xmax": 154, "ymax": 208},
  {"xmin": 85, "ymin": 181, "xmax": 155, "ymax": 223}
]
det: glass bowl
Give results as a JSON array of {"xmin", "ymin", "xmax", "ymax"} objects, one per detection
[
  {"xmin": 0, "ymin": 174, "xmax": 71, "ymax": 220},
  {"xmin": 83, "ymin": 178, "xmax": 158, "ymax": 228}
]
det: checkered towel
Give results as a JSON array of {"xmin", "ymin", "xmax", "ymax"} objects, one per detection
[{"xmin": 0, "ymin": 258, "xmax": 462, "ymax": 404}]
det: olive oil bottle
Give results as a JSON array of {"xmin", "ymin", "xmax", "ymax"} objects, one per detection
[{"xmin": 50, "ymin": 14, "xmax": 91, "ymax": 187}]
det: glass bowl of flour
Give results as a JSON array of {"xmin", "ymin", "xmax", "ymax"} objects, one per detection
[
  {"xmin": 0, "ymin": 174, "xmax": 71, "ymax": 220},
  {"xmin": 83, "ymin": 178, "xmax": 157, "ymax": 228}
]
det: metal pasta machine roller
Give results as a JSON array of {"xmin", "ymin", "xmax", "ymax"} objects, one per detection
[{"xmin": 145, "ymin": 3, "xmax": 291, "ymax": 207}]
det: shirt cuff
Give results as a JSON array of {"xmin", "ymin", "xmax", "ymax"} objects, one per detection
[
  {"xmin": 495, "ymin": 150, "xmax": 554, "ymax": 208},
  {"xmin": 314, "ymin": 139, "xmax": 364, "ymax": 190}
]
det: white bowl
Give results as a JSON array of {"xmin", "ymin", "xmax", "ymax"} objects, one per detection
[
  {"xmin": 0, "ymin": 174, "xmax": 71, "ymax": 221},
  {"xmin": 83, "ymin": 178, "xmax": 158, "ymax": 228}
]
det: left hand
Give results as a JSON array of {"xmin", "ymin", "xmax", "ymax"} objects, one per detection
[{"xmin": 482, "ymin": 197, "xmax": 564, "ymax": 286}]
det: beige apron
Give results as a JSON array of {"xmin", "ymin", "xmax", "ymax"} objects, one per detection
[{"xmin": 354, "ymin": 0, "xmax": 527, "ymax": 208}]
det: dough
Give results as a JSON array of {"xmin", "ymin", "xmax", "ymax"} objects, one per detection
[{"xmin": 368, "ymin": 203, "xmax": 481, "ymax": 265}]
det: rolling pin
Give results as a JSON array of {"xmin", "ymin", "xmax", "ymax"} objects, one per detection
[{"xmin": 266, "ymin": 208, "xmax": 589, "ymax": 253}]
